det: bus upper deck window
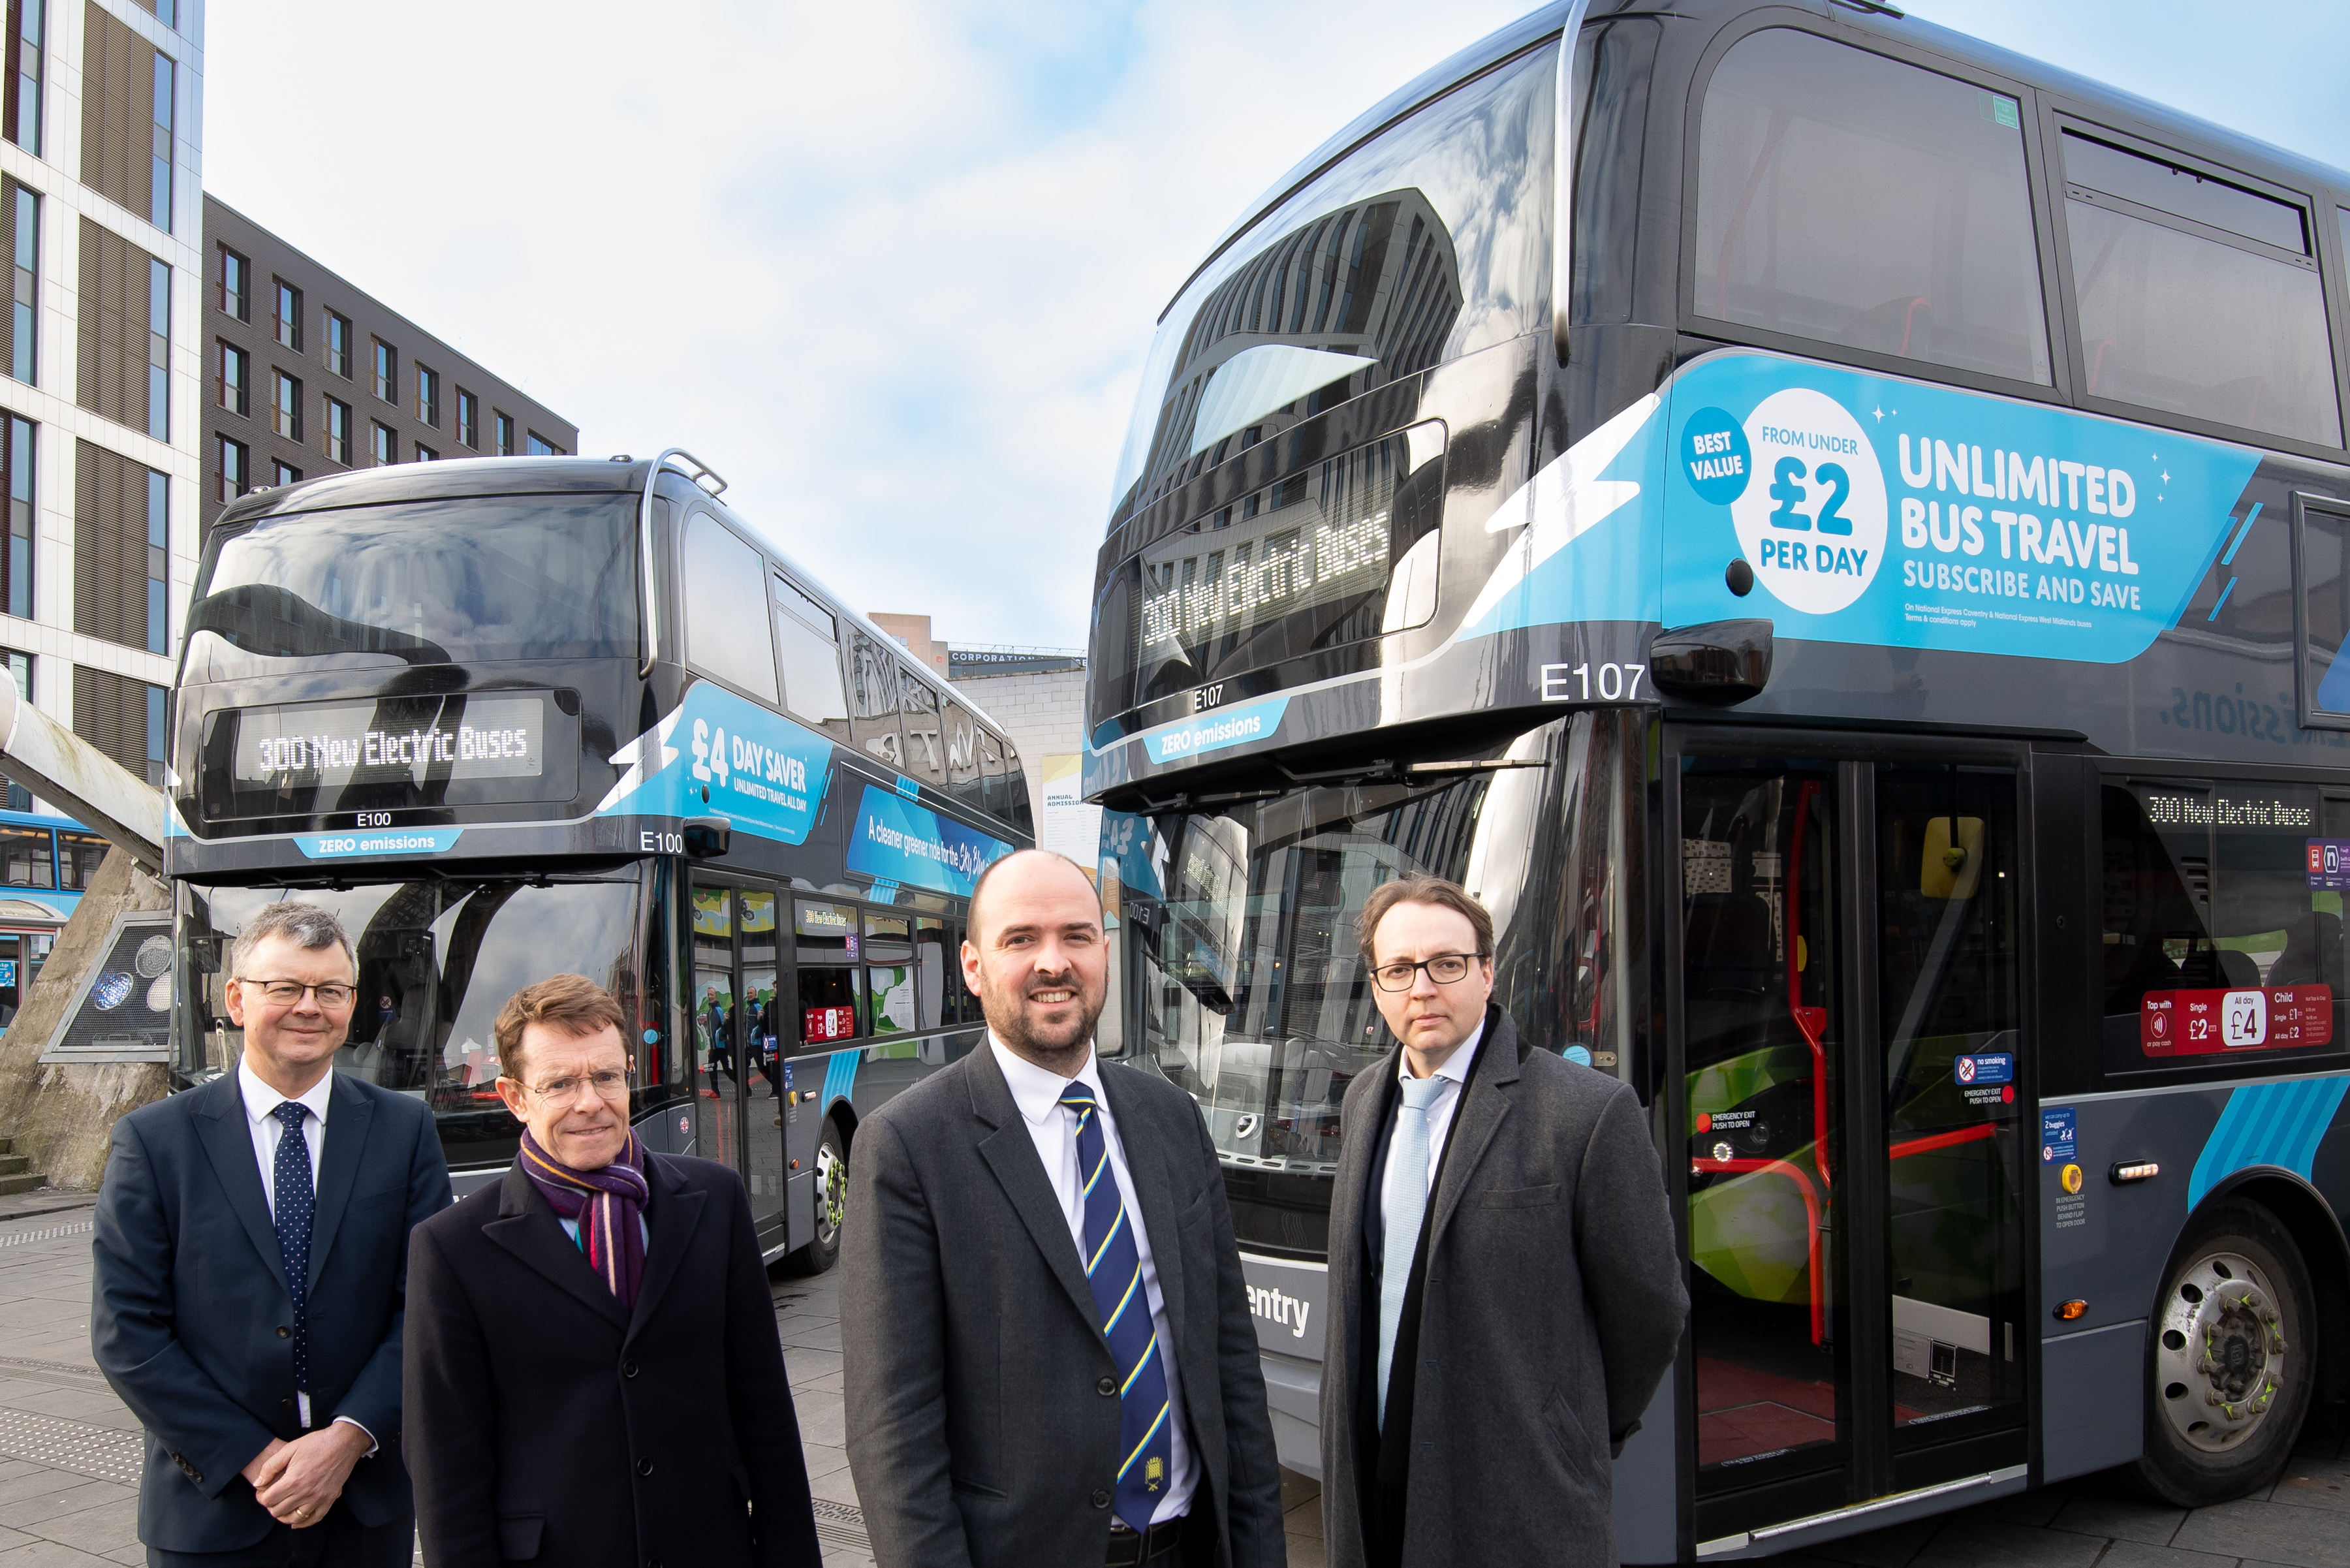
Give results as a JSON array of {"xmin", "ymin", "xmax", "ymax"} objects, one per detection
[
  {"xmin": 1695, "ymin": 27, "xmax": 2051, "ymax": 385},
  {"xmin": 680, "ymin": 513, "xmax": 779, "ymax": 704}
]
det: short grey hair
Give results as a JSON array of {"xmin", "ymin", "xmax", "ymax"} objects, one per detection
[{"xmin": 230, "ymin": 901, "xmax": 355, "ymax": 980}]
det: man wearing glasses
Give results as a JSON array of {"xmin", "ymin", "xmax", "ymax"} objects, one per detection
[
  {"xmin": 93, "ymin": 901, "xmax": 452, "ymax": 1565},
  {"xmin": 403, "ymin": 973, "xmax": 821, "ymax": 1567},
  {"xmin": 1318, "ymin": 875, "xmax": 1684, "ymax": 1568}
]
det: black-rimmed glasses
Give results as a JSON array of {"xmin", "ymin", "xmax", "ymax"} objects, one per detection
[{"xmin": 1369, "ymin": 952, "xmax": 1482, "ymax": 992}]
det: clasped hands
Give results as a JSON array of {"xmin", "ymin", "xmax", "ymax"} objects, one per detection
[{"xmin": 241, "ymin": 1422, "xmax": 371, "ymax": 1528}]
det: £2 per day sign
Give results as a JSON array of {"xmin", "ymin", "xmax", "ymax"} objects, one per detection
[{"xmin": 1661, "ymin": 352, "xmax": 2263, "ymax": 662}]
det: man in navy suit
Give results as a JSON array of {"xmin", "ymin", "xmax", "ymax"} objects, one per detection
[{"xmin": 94, "ymin": 902, "xmax": 451, "ymax": 1566}]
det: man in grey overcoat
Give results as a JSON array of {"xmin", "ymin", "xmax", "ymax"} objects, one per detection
[
  {"xmin": 843, "ymin": 849, "xmax": 1285, "ymax": 1568},
  {"xmin": 1321, "ymin": 873, "xmax": 1685, "ymax": 1568}
]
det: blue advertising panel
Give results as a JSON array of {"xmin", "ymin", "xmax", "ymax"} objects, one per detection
[
  {"xmin": 845, "ymin": 784, "xmax": 1016, "ymax": 898},
  {"xmin": 595, "ymin": 682, "xmax": 834, "ymax": 845},
  {"xmin": 1460, "ymin": 349, "xmax": 2264, "ymax": 666}
]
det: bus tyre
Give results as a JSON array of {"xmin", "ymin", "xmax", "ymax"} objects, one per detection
[
  {"xmin": 2133, "ymin": 1199, "xmax": 2315, "ymax": 1507},
  {"xmin": 783, "ymin": 1118, "xmax": 846, "ymax": 1277}
]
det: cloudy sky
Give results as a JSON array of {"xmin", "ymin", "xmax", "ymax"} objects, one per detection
[{"xmin": 206, "ymin": 1, "xmax": 2350, "ymax": 653}]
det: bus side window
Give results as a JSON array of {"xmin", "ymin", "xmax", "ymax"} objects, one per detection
[
  {"xmin": 898, "ymin": 674, "xmax": 945, "ymax": 785},
  {"xmin": 978, "ymin": 732, "xmax": 1007, "ymax": 822},
  {"xmin": 2101, "ymin": 779, "xmax": 2344, "ymax": 1074},
  {"xmin": 2298, "ymin": 503, "xmax": 2350, "ymax": 719},
  {"xmin": 1694, "ymin": 26, "xmax": 2050, "ymax": 385},
  {"xmin": 0, "ymin": 825, "xmax": 52, "ymax": 887},
  {"xmin": 680, "ymin": 512, "xmax": 780, "ymax": 704},
  {"xmin": 847, "ymin": 633, "xmax": 905, "ymax": 770},
  {"xmin": 771, "ymin": 572, "xmax": 850, "ymax": 744},
  {"xmin": 2063, "ymin": 132, "xmax": 2338, "ymax": 447},
  {"xmin": 943, "ymin": 702, "xmax": 983, "ymax": 808},
  {"xmin": 60, "ymin": 830, "xmax": 109, "ymax": 889},
  {"xmin": 999, "ymin": 742, "xmax": 1033, "ymax": 838}
]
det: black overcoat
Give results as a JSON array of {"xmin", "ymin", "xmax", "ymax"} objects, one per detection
[{"xmin": 403, "ymin": 1151, "xmax": 819, "ymax": 1567}]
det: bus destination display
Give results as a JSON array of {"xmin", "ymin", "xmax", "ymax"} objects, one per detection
[{"xmin": 234, "ymin": 696, "xmax": 548, "ymax": 788}]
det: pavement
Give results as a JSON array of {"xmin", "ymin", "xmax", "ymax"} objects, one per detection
[{"xmin": 0, "ymin": 1189, "xmax": 2340, "ymax": 1567}]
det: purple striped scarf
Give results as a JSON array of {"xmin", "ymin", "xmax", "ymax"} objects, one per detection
[{"xmin": 520, "ymin": 1128, "xmax": 648, "ymax": 1311}]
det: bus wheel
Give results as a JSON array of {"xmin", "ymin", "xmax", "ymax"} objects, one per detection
[
  {"xmin": 2133, "ymin": 1199, "xmax": 2315, "ymax": 1507},
  {"xmin": 784, "ymin": 1118, "xmax": 847, "ymax": 1277}
]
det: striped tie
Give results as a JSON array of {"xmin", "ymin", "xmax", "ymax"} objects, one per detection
[{"xmin": 1059, "ymin": 1084, "xmax": 1174, "ymax": 1533}]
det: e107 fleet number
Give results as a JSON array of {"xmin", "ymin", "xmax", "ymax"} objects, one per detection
[{"xmin": 1540, "ymin": 662, "xmax": 1647, "ymax": 702}]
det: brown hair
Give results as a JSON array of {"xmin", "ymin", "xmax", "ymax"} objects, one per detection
[
  {"xmin": 1356, "ymin": 874, "xmax": 1495, "ymax": 967},
  {"xmin": 495, "ymin": 974, "xmax": 627, "ymax": 1080}
]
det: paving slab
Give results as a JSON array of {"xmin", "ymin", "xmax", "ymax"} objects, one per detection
[
  {"xmin": 1907, "ymin": 1520, "xmax": 2107, "ymax": 1568},
  {"xmin": 2048, "ymin": 1487, "xmax": 2187, "ymax": 1545},
  {"xmin": 2175, "ymin": 1492, "xmax": 2350, "ymax": 1567},
  {"xmin": 2088, "ymin": 1541, "xmax": 2242, "ymax": 1568}
]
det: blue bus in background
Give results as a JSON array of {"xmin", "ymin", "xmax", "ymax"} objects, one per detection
[{"xmin": 0, "ymin": 807, "xmax": 106, "ymax": 1022}]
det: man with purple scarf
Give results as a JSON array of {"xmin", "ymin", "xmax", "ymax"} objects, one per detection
[{"xmin": 403, "ymin": 974, "xmax": 820, "ymax": 1567}]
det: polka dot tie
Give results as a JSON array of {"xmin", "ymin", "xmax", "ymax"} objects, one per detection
[{"xmin": 272, "ymin": 1101, "xmax": 314, "ymax": 1403}]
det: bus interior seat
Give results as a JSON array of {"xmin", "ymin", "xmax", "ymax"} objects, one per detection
[
  {"xmin": 1685, "ymin": 892, "xmax": 1773, "ymax": 996},
  {"xmin": 2272, "ymin": 910, "xmax": 2343, "ymax": 990},
  {"xmin": 2216, "ymin": 947, "xmax": 2261, "ymax": 988}
]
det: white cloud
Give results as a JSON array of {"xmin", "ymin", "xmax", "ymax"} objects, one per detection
[{"xmin": 206, "ymin": 1, "xmax": 2350, "ymax": 650}]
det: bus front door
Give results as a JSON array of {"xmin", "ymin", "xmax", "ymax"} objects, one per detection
[
  {"xmin": 689, "ymin": 879, "xmax": 791, "ymax": 1247},
  {"xmin": 1675, "ymin": 742, "xmax": 2031, "ymax": 1548}
]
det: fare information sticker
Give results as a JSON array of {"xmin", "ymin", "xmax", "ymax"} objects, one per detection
[
  {"xmin": 2140, "ymin": 985, "xmax": 2333, "ymax": 1056},
  {"xmin": 236, "ymin": 696, "xmax": 546, "ymax": 785}
]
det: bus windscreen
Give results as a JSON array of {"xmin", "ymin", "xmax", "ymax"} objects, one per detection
[{"xmin": 181, "ymin": 493, "xmax": 640, "ymax": 678}]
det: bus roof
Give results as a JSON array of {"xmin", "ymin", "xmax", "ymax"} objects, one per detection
[{"xmin": 1165, "ymin": 0, "xmax": 2350, "ymax": 326}]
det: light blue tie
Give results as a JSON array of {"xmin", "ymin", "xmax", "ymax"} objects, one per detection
[{"xmin": 1377, "ymin": 1074, "xmax": 1448, "ymax": 1429}]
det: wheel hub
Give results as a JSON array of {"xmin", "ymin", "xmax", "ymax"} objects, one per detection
[
  {"xmin": 815, "ymin": 1140, "xmax": 846, "ymax": 1241},
  {"xmin": 2155, "ymin": 1251, "xmax": 2287, "ymax": 1452}
]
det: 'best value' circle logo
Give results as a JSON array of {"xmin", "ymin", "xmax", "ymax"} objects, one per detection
[{"xmin": 1727, "ymin": 388, "xmax": 1887, "ymax": 616}]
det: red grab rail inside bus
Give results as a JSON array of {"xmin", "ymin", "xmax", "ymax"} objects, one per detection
[
  {"xmin": 1691, "ymin": 1123, "xmax": 1999, "ymax": 1349},
  {"xmin": 1786, "ymin": 778, "xmax": 1830, "ymax": 1195}
]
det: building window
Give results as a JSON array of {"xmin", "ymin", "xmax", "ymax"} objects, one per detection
[
  {"xmin": 4, "ymin": 180, "xmax": 33, "ymax": 386},
  {"xmin": 414, "ymin": 443, "xmax": 437, "ymax": 462},
  {"xmin": 323, "ymin": 396, "xmax": 350, "ymax": 464},
  {"xmin": 217, "ymin": 434, "xmax": 246, "ymax": 500},
  {"xmin": 217, "ymin": 245, "xmax": 246, "ymax": 319},
  {"xmin": 143, "ymin": 468, "xmax": 164, "ymax": 653},
  {"xmin": 416, "ymin": 364, "xmax": 438, "ymax": 426},
  {"xmin": 270, "ymin": 460, "xmax": 298, "ymax": 487},
  {"xmin": 7, "ymin": 0, "xmax": 44, "ymax": 154},
  {"xmin": 151, "ymin": 0, "xmax": 174, "ymax": 28},
  {"xmin": 270, "ymin": 369, "xmax": 299, "ymax": 440},
  {"xmin": 146, "ymin": 257, "xmax": 167, "ymax": 439},
  {"xmin": 3, "ymin": 415, "xmax": 29, "ymax": 621},
  {"xmin": 525, "ymin": 431, "xmax": 563, "ymax": 456},
  {"xmin": 324, "ymin": 310, "xmax": 349, "ymax": 377},
  {"xmin": 215, "ymin": 341, "xmax": 245, "ymax": 414},
  {"xmin": 271, "ymin": 278, "xmax": 298, "ymax": 349},
  {"xmin": 455, "ymin": 388, "xmax": 477, "ymax": 448},
  {"xmin": 371, "ymin": 421, "xmax": 394, "ymax": 465},
  {"xmin": 72, "ymin": 666, "xmax": 166, "ymax": 786},
  {"xmin": 371, "ymin": 338, "xmax": 394, "ymax": 401},
  {"xmin": 148, "ymin": 52, "xmax": 171, "ymax": 230},
  {"xmin": 494, "ymin": 411, "xmax": 514, "ymax": 455}
]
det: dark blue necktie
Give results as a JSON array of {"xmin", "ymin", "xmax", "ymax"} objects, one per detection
[
  {"xmin": 272, "ymin": 1101, "xmax": 314, "ymax": 1405},
  {"xmin": 1058, "ymin": 1084, "xmax": 1174, "ymax": 1533}
]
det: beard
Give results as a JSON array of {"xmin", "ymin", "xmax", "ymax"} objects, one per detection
[{"xmin": 979, "ymin": 964, "xmax": 1104, "ymax": 1073}]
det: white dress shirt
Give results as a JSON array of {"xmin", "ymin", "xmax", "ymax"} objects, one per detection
[
  {"xmin": 990, "ymin": 1035, "xmax": 1198, "ymax": 1525},
  {"xmin": 236, "ymin": 1058, "xmax": 370, "ymax": 1447},
  {"xmin": 1379, "ymin": 1018, "xmax": 1486, "ymax": 1229}
]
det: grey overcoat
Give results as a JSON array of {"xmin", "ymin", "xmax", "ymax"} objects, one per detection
[
  {"xmin": 841, "ymin": 1042, "xmax": 1286, "ymax": 1568},
  {"xmin": 1319, "ymin": 1006, "xmax": 1685, "ymax": 1568}
]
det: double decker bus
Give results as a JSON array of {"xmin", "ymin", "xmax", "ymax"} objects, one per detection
[
  {"xmin": 168, "ymin": 451, "xmax": 1031, "ymax": 1273},
  {"xmin": 1085, "ymin": 1, "xmax": 2350, "ymax": 1555},
  {"xmin": 0, "ymin": 808, "xmax": 108, "ymax": 1021}
]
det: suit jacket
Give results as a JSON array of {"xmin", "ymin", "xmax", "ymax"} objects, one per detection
[
  {"xmin": 91, "ymin": 1069, "xmax": 452, "ymax": 1555},
  {"xmin": 403, "ymin": 1152, "xmax": 820, "ymax": 1568},
  {"xmin": 1319, "ymin": 1007, "xmax": 1685, "ymax": 1568},
  {"xmin": 841, "ymin": 1045, "xmax": 1285, "ymax": 1568}
]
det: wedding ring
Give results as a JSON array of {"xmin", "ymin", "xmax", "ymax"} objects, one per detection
[{"xmin": 294, "ymin": 1507, "xmax": 308, "ymax": 1518}]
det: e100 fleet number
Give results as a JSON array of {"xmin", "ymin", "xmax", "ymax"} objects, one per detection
[{"xmin": 1540, "ymin": 663, "xmax": 1648, "ymax": 702}]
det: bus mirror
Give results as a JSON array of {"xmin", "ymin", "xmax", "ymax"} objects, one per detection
[
  {"xmin": 682, "ymin": 816, "xmax": 732, "ymax": 858},
  {"xmin": 1648, "ymin": 619, "xmax": 1773, "ymax": 705}
]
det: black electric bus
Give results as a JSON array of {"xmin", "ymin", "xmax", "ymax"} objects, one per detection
[
  {"xmin": 1084, "ymin": 1, "xmax": 2350, "ymax": 1556},
  {"xmin": 168, "ymin": 450, "xmax": 1032, "ymax": 1273}
]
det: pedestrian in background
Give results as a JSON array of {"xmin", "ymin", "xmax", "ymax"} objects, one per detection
[
  {"xmin": 843, "ymin": 849, "xmax": 1284, "ymax": 1568},
  {"xmin": 1319, "ymin": 874, "xmax": 1685, "ymax": 1568},
  {"xmin": 403, "ymin": 973, "xmax": 819, "ymax": 1567},
  {"xmin": 93, "ymin": 901, "xmax": 451, "ymax": 1566}
]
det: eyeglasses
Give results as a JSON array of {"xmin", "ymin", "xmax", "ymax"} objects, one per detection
[
  {"xmin": 237, "ymin": 979, "xmax": 356, "ymax": 1008},
  {"xmin": 516, "ymin": 1069, "xmax": 630, "ymax": 1102},
  {"xmin": 1370, "ymin": 953, "xmax": 1482, "ymax": 992}
]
